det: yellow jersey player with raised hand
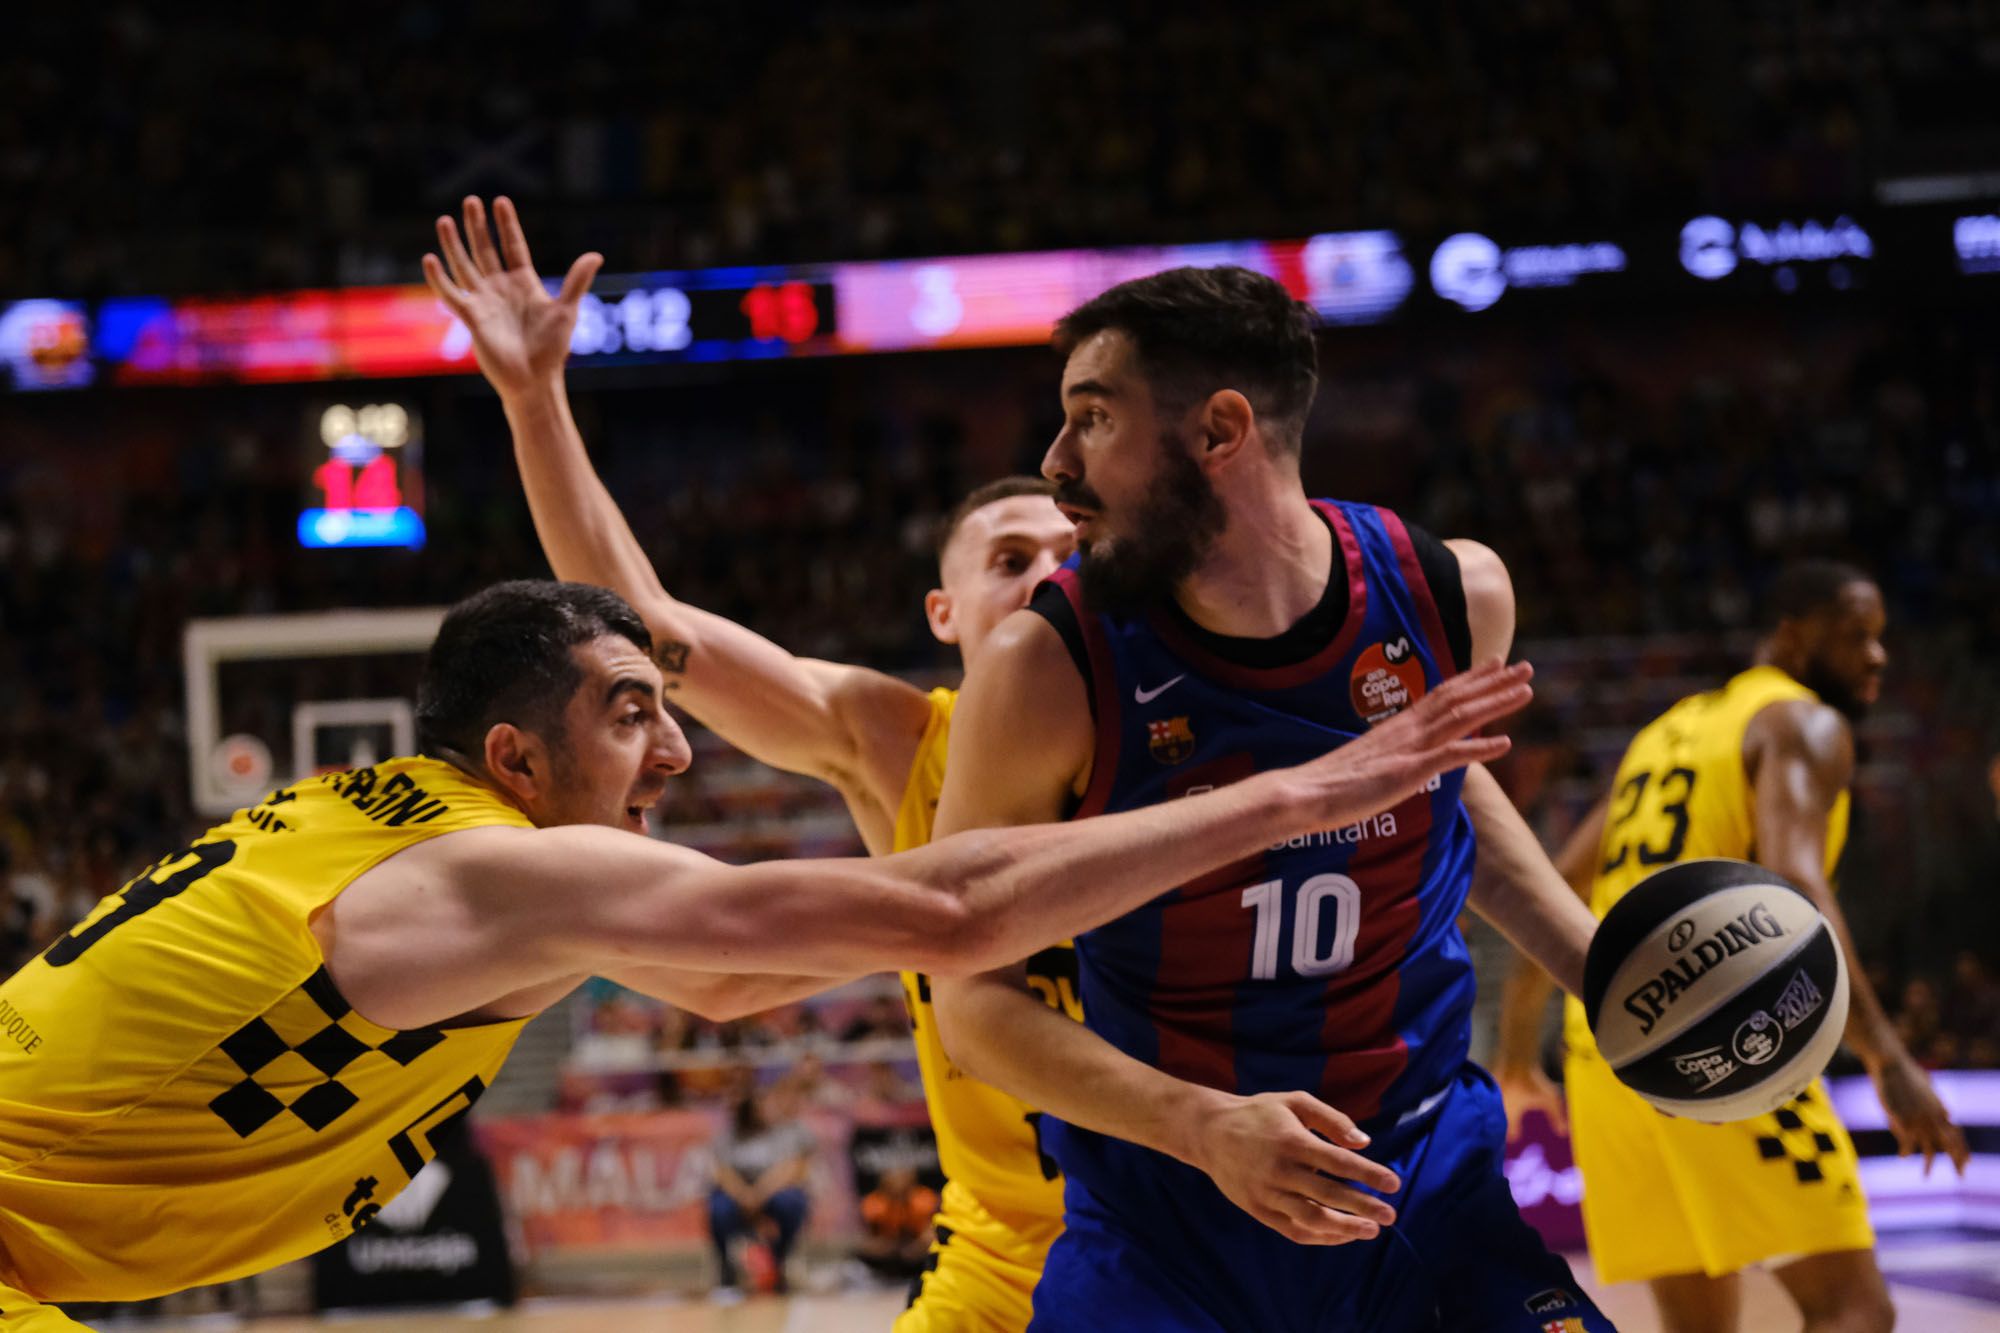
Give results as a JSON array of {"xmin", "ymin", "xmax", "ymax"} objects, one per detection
[
  {"xmin": 441, "ymin": 194, "xmax": 1427, "ymax": 1327},
  {"xmin": 1497, "ymin": 561, "xmax": 1969, "ymax": 1333}
]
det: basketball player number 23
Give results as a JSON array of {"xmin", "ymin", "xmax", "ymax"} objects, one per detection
[
  {"xmin": 1242, "ymin": 874, "xmax": 1361, "ymax": 980},
  {"xmin": 1600, "ymin": 766, "xmax": 1698, "ymax": 873}
]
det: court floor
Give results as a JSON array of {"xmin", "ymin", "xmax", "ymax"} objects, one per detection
[{"xmin": 147, "ymin": 1236, "xmax": 2000, "ymax": 1332}]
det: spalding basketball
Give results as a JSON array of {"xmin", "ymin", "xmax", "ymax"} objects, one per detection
[{"xmin": 1583, "ymin": 859, "xmax": 1849, "ymax": 1123}]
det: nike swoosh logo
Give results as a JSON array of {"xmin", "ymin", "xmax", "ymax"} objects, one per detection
[{"xmin": 1134, "ymin": 674, "xmax": 1186, "ymax": 704}]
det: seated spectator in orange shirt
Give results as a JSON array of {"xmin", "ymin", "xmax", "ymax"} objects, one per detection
[{"xmin": 856, "ymin": 1165, "xmax": 938, "ymax": 1281}]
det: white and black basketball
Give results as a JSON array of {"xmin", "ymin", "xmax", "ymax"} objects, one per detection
[{"xmin": 1582, "ymin": 858, "xmax": 1849, "ymax": 1123}]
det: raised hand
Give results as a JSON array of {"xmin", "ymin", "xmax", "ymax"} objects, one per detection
[
  {"xmin": 1187, "ymin": 1090, "xmax": 1401, "ymax": 1245},
  {"xmin": 421, "ymin": 195, "xmax": 603, "ymax": 400},
  {"xmin": 1299, "ymin": 661, "xmax": 1534, "ymax": 831}
]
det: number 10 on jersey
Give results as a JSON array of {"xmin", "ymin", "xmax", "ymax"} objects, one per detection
[{"xmin": 1242, "ymin": 874, "xmax": 1362, "ymax": 980}]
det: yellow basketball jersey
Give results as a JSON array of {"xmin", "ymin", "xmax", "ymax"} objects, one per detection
[
  {"xmin": 894, "ymin": 687, "xmax": 1080, "ymax": 1240},
  {"xmin": 1564, "ymin": 665, "xmax": 1850, "ymax": 1055},
  {"xmin": 0, "ymin": 757, "xmax": 534, "ymax": 1302}
]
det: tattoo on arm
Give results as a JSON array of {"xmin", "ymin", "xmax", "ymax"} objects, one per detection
[{"xmin": 654, "ymin": 639, "xmax": 691, "ymax": 685}]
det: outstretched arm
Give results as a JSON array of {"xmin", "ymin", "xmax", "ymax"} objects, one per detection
[
  {"xmin": 614, "ymin": 659, "xmax": 1523, "ymax": 979},
  {"xmin": 423, "ymin": 196, "xmax": 931, "ymax": 851},
  {"xmin": 1747, "ymin": 700, "xmax": 1968, "ymax": 1175},
  {"xmin": 335, "ymin": 659, "xmax": 1531, "ymax": 1033}
]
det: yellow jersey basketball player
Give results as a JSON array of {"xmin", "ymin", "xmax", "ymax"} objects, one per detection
[
  {"xmin": 430, "ymin": 195, "xmax": 1419, "ymax": 1329},
  {"xmin": 0, "ymin": 574, "xmax": 1530, "ymax": 1329},
  {"xmin": 1497, "ymin": 561, "xmax": 1968, "ymax": 1333}
]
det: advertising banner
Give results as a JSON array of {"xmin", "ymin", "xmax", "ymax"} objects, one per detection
[{"xmin": 477, "ymin": 1108, "xmax": 865, "ymax": 1257}]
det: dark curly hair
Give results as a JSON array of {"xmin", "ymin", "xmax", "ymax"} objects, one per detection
[
  {"xmin": 1053, "ymin": 265, "xmax": 1319, "ymax": 454},
  {"xmin": 416, "ymin": 580, "xmax": 652, "ymax": 760}
]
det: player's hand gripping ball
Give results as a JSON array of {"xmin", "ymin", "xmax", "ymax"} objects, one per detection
[{"xmin": 1583, "ymin": 858, "xmax": 1849, "ymax": 1123}]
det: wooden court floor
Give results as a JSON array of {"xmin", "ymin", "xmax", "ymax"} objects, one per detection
[{"xmin": 146, "ymin": 1251, "xmax": 2000, "ymax": 1333}]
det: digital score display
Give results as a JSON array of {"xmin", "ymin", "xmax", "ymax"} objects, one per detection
[
  {"xmin": 299, "ymin": 402, "xmax": 426, "ymax": 550},
  {"xmin": 565, "ymin": 275, "xmax": 838, "ymax": 364}
]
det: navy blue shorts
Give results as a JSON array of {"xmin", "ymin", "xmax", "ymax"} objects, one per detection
[{"xmin": 1029, "ymin": 1065, "xmax": 1617, "ymax": 1332}]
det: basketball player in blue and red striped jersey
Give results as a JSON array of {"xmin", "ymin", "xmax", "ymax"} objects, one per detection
[{"xmin": 931, "ymin": 267, "xmax": 1619, "ymax": 1331}]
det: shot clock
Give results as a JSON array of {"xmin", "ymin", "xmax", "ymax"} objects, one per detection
[{"xmin": 299, "ymin": 401, "xmax": 426, "ymax": 550}]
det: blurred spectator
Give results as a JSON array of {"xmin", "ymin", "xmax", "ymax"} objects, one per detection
[
  {"xmin": 1944, "ymin": 951, "xmax": 2000, "ymax": 1048},
  {"xmin": 0, "ymin": 845, "xmax": 43, "ymax": 975},
  {"xmin": 1896, "ymin": 977, "xmax": 1943, "ymax": 1058},
  {"xmin": 855, "ymin": 1165, "xmax": 938, "ymax": 1282},
  {"xmin": 859, "ymin": 1060, "xmax": 923, "ymax": 1109},
  {"xmin": 1927, "ymin": 1032, "xmax": 1964, "ymax": 1071},
  {"xmin": 840, "ymin": 994, "xmax": 910, "ymax": 1043},
  {"xmin": 781, "ymin": 1051, "xmax": 856, "ymax": 1113},
  {"xmin": 707, "ymin": 1075, "xmax": 815, "ymax": 1298},
  {"xmin": 1879, "ymin": 957, "xmax": 2000, "ymax": 1069}
]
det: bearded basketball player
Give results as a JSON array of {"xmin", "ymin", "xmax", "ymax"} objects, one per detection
[{"xmin": 929, "ymin": 266, "xmax": 1614, "ymax": 1332}]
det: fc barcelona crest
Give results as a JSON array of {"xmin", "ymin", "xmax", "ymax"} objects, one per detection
[{"xmin": 1148, "ymin": 716, "xmax": 1195, "ymax": 765}]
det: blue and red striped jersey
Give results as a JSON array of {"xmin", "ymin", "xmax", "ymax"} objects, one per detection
[{"xmin": 1040, "ymin": 500, "xmax": 1475, "ymax": 1132}]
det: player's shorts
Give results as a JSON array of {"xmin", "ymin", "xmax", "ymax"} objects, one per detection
[
  {"xmin": 1564, "ymin": 1044, "xmax": 1874, "ymax": 1284},
  {"xmin": 1028, "ymin": 1064, "xmax": 1613, "ymax": 1333},
  {"xmin": 897, "ymin": 1185, "xmax": 1063, "ymax": 1333}
]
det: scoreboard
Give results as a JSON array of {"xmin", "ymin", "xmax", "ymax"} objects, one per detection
[
  {"xmin": 5, "ymin": 204, "xmax": 1999, "ymax": 393},
  {"xmin": 83, "ymin": 272, "xmax": 841, "ymax": 387},
  {"xmin": 564, "ymin": 274, "xmax": 837, "ymax": 362}
]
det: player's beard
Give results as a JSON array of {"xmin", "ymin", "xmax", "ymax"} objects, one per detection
[
  {"xmin": 1800, "ymin": 658, "xmax": 1871, "ymax": 721},
  {"xmin": 1070, "ymin": 431, "xmax": 1226, "ymax": 618}
]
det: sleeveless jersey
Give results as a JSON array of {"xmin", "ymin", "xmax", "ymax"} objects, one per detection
[
  {"xmin": 895, "ymin": 687, "xmax": 1080, "ymax": 1240},
  {"xmin": 0, "ymin": 757, "xmax": 534, "ymax": 1302},
  {"xmin": 1564, "ymin": 664, "xmax": 1851, "ymax": 1055},
  {"xmin": 1049, "ymin": 499, "xmax": 1471, "ymax": 1186}
]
